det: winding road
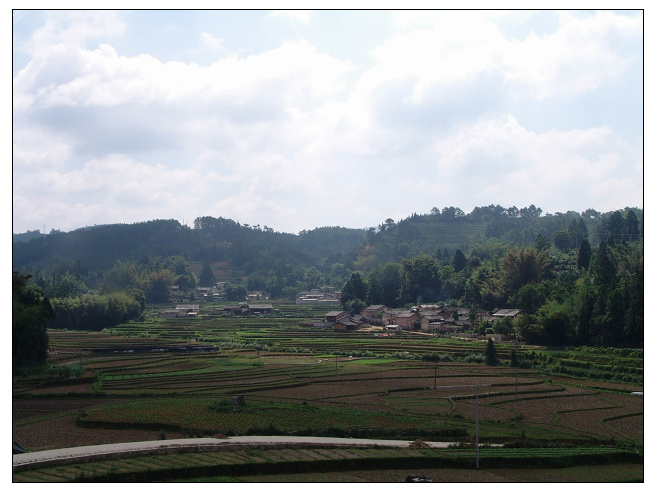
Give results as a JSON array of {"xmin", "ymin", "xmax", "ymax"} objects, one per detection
[{"xmin": 13, "ymin": 436, "xmax": 458, "ymax": 472}]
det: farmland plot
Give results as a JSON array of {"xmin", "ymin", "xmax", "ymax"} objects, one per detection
[{"xmin": 13, "ymin": 321, "xmax": 643, "ymax": 482}]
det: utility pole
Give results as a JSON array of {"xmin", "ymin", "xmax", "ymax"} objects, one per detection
[
  {"xmin": 433, "ymin": 382, "xmax": 488, "ymax": 470},
  {"xmin": 515, "ymin": 368, "xmax": 518, "ymax": 400},
  {"xmin": 475, "ymin": 384, "xmax": 480, "ymax": 470},
  {"xmin": 433, "ymin": 362, "xmax": 437, "ymax": 389}
]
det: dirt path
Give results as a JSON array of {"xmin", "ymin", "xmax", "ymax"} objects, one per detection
[{"xmin": 13, "ymin": 436, "xmax": 458, "ymax": 472}]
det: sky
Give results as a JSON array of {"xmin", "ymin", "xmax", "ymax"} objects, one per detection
[{"xmin": 12, "ymin": 8, "xmax": 645, "ymax": 235}]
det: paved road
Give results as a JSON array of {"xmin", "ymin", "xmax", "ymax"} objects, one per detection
[{"xmin": 13, "ymin": 436, "xmax": 458, "ymax": 472}]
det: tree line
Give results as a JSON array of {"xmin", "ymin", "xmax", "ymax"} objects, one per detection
[
  {"xmin": 13, "ymin": 206, "xmax": 642, "ymax": 354},
  {"xmin": 339, "ymin": 233, "xmax": 642, "ymax": 348}
]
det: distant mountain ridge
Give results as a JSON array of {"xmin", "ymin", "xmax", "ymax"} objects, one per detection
[{"xmin": 12, "ymin": 206, "xmax": 642, "ymax": 277}]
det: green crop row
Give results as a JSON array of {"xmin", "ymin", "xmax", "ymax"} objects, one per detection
[{"xmin": 13, "ymin": 444, "xmax": 641, "ymax": 483}]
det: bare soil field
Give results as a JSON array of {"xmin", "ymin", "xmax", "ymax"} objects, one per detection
[
  {"xmin": 239, "ymin": 464, "xmax": 644, "ymax": 482},
  {"xmin": 13, "ymin": 333, "xmax": 643, "ymax": 483},
  {"xmin": 13, "ymin": 414, "xmax": 185, "ymax": 451}
]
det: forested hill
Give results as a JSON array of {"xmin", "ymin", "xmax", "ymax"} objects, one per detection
[
  {"xmin": 13, "ymin": 205, "xmax": 642, "ymax": 277},
  {"xmin": 12, "ymin": 217, "xmax": 368, "ymax": 275},
  {"xmin": 352, "ymin": 205, "xmax": 642, "ymax": 268}
]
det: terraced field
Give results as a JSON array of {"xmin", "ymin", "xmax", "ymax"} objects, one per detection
[{"xmin": 13, "ymin": 310, "xmax": 644, "ymax": 482}]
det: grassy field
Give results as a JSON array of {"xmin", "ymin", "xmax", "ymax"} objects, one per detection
[{"xmin": 12, "ymin": 304, "xmax": 643, "ymax": 482}]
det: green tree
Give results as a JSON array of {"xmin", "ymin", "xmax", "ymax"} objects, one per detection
[
  {"xmin": 494, "ymin": 316, "xmax": 515, "ymax": 336},
  {"xmin": 303, "ymin": 266, "xmax": 322, "ymax": 290},
  {"xmin": 534, "ymin": 234, "xmax": 550, "ymax": 251},
  {"xmin": 199, "ymin": 261, "xmax": 216, "ymax": 286},
  {"xmin": 485, "ymin": 339, "xmax": 498, "ymax": 366},
  {"xmin": 365, "ymin": 270, "xmax": 384, "ymax": 305},
  {"xmin": 516, "ymin": 284, "xmax": 543, "ymax": 315},
  {"xmin": 340, "ymin": 272, "xmax": 367, "ymax": 310},
  {"xmin": 568, "ymin": 218, "xmax": 588, "ymax": 247},
  {"xmin": 501, "ymin": 247, "xmax": 552, "ymax": 296},
  {"xmin": 441, "ymin": 265, "xmax": 466, "ymax": 301},
  {"xmin": 592, "ymin": 241, "xmax": 617, "ymax": 289},
  {"xmin": 477, "ymin": 319, "xmax": 493, "ymax": 336},
  {"xmin": 509, "ymin": 348, "xmax": 519, "ymax": 368},
  {"xmin": 468, "ymin": 305, "xmax": 479, "ymax": 323},
  {"xmin": 624, "ymin": 209, "xmax": 640, "ymax": 241},
  {"xmin": 453, "ymin": 249, "xmax": 468, "ymax": 273},
  {"xmin": 380, "ymin": 263, "xmax": 402, "ymax": 307},
  {"xmin": 345, "ymin": 298, "xmax": 367, "ymax": 316},
  {"xmin": 537, "ymin": 300, "xmax": 575, "ymax": 346},
  {"xmin": 45, "ymin": 272, "xmax": 88, "ymax": 298},
  {"xmin": 13, "ymin": 271, "xmax": 55, "ymax": 367},
  {"xmin": 577, "ymin": 238, "xmax": 592, "ymax": 271},
  {"xmin": 401, "ymin": 253, "xmax": 442, "ymax": 303},
  {"xmin": 552, "ymin": 230, "xmax": 571, "ymax": 251},
  {"xmin": 606, "ymin": 211, "xmax": 625, "ymax": 241},
  {"xmin": 224, "ymin": 282, "xmax": 247, "ymax": 301},
  {"xmin": 145, "ymin": 270, "xmax": 174, "ymax": 303}
]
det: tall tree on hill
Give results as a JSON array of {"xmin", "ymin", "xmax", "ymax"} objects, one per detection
[
  {"xmin": 577, "ymin": 238, "xmax": 592, "ymax": 271},
  {"xmin": 13, "ymin": 271, "xmax": 55, "ymax": 368},
  {"xmin": 568, "ymin": 218, "xmax": 588, "ymax": 247},
  {"xmin": 485, "ymin": 338, "xmax": 498, "ymax": 366},
  {"xmin": 380, "ymin": 263, "xmax": 402, "ymax": 307},
  {"xmin": 606, "ymin": 211, "xmax": 625, "ymax": 242},
  {"xmin": 401, "ymin": 254, "xmax": 442, "ymax": 303},
  {"xmin": 199, "ymin": 261, "xmax": 216, "ymax": 287},
  {"xmin": 534, "ymin": 234, "xmax": 550, "ymax": 251},
  {"xmin": 592, "ymin": 241, "xmax": 617, "ymax": 290},
  {"xmin": 145, "ymin": 270, "xmax": 173, "ymax": 303},
  {"xmin": 624, "ymin": 209, "xmax": 640, "ymax": 241},
  {"xmin": 501, "ymin": 247, "xmax": 552, "ymax": 297},
  {"xmin": 340, "ymin": 272, "xmax": 367, "ymax": 311},
  {"xmin": 365, "ymin": 270, "xmax": 384, "ymax": 306},
  {"xmin": 453, "ymin": 249, "xmax": 468, "ymax": 273}
]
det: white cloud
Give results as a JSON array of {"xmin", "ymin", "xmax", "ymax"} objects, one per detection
[
  {"xmin": 502, "ymin": 11, "xmax": 642, "ymax": 100},
  {"xmin": 28, "ymin": 10, "xmax": 126, "ymax": 52},
  {"xmin": 11, "ymin": 10, "xmax": 643, "ymax": 234},
  {"xmin": 200, "ymin": 32, "xmax": 224, "ymax": 52}
]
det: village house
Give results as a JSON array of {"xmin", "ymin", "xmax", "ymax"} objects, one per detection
[
  {"xmin": 159, "ymin": 304, "xmax": 200, "ymax": 318},
  {"xmin": 386, "ymin": 324, "xmax": 402, "ymax": 334},
  {"xmin": 247, "ymin": 291, "xmax": 266, "ymax": 301},
  {"xmin": 390, "ymin": 311, "xmax": 422, "ymax": 330},
  {"xmin": 420, "ymin": 316, "xmax": 446, "ymax": 333},
  {"xmin": 220, "ymin": 304, "xmax": 249, "ymax": 315},
  {"xmin": 296, "ymin": 289, "xmax": 341, "ymax": 305},
  {"xmin": 381, "ymin": 309, "xmax": 405, "ymax": 326},
  {"xmin": 333, "ymin": 316, "xmax": 360, "ymax": 331},
  {"xmin": 416, "ymin": 305, "xmax": 452, "ymax": 319},
  {"xmin": 176, "ymin": 304, "xmax": 199, "ymax": 313},
  {"xmin": 176, "ymin": 304, "xmax": 200, "ymax": 317},
  {"xmin": 493, "ymin": 309, "xmax": 521, "ymax": 319},
  {"xmin": 362, "ymin": 305, "xmax": 386, "ymax": 323},
  {"xmin": 248, "ymin": 303, "xmax": 273, "ymax": 315},
  {"xmin": 159, "ymin": 309, "xmax": 187, "ymax": 318},
  {"xmin": 196, "ymin": 287, "xmax": 213, "ymax": 297},
  {"xmin": 324, "ymin": 311, "xmax": 348, "ymax": 323}
]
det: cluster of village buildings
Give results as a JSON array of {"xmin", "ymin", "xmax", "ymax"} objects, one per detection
[
  {"xmin": 193, "ymin": 285, "xmax": 342, "ymax": 304},
  {"xmin": 159, "ymin": 299, "xmax": 520, "ymax": 342},
  {"xmin": 316, "ymin": 305, "xmax": 520, "ymax": 340},
  {"xmin": 159, "ymin": 303, "xmax": 274, "ymax": 318}
]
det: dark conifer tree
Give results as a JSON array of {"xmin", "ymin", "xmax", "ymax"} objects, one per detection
[{"xmin": 577, "ymin": 238, "xmax": 592, "ymax": 270}]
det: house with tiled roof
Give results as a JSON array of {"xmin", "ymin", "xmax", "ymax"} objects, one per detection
[
  {"xmin": 333, "ymin": 316, "xmax": 360, "ymax": 331},
  {"xmin": 325, "ymin": 311, "xmax": 349, "ymax": 323},
  {"xmin": 362, "ymin": 305, "xmax": 386, "ymax": 322},
  {"xmin": 493, "ymin": 309, "xmax": 521, "ymax": 318}
]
